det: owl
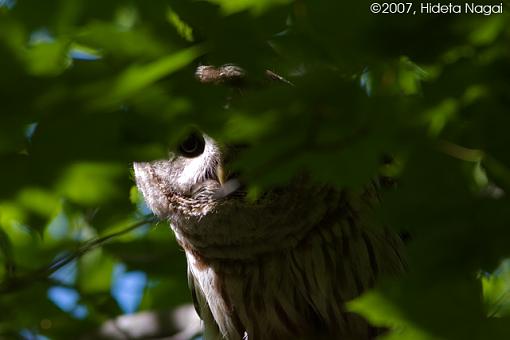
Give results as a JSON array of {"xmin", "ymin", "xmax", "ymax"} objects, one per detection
[{"xmin": 133, "ymin": 66, "xmax": 405, "ymax": 340}]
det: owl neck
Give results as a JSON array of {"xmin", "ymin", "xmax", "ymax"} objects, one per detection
[{"xmin": 170, "ymin": 183, "xmax": 375, "ymax": 263}]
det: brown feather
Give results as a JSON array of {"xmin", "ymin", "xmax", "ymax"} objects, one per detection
[{"xmin": 135, "ymin": 145, "xmax": 405, "ymax": 339}]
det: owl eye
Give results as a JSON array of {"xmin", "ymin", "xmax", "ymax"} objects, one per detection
[{"xmin": 179, "ymin": 132, "xmax": 205, "ymax": 157}]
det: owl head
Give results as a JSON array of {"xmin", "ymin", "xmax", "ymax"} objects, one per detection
[{"xmin": 133, "ymin": 132, "xmax": 230, "ymax": 220}]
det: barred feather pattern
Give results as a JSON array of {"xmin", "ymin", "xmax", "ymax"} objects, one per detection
[
  {"xmin": 184, "ymin": 186, "xmax": 404, "ymax": 340},
  {"xmin": 133, "ymin": 136, "xmax": 405, "ymax": 340}
]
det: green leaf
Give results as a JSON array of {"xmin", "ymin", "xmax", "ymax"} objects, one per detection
[
  {"xmin": 483, "ymin": 260, "xmax": 510, "ymax": 317},
  {"xmin": 57, "ymin": 162, "xmax": 125, "ymax": 206},
  {"xmin": 26, "ymin": 40, "xmax": 71, "ymax": 76},
  {"xmin": 89, "ymin": 46, "xmax": 204, "ymax": 109},
  {"xmin": 166, "ymin": 7, "xmax": 194, "ymax": 42},
  {"xmin": 78, "ymin": 249, "xmax": 116, "ymax": 293},
  {"xmin": 206, "ymin": 0, "xmax": 292, "ymax": 14}
]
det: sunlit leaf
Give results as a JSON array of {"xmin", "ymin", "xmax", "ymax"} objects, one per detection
[
  {"xmin": 17, "ymin": 188, "xmax": 60, "ymax": 218},
  {"xmin": 483, "ymin": 260, "xmax": 510, "ymax": 317},
  {"xmin": 90, "ymin": 46, "xmax": 204, "ymax": 109},
  {"xmin": 166, "ymin": 7, "xmax": 194, "ymax": 42},
  {"xmin": 57, "ymin": 163, "xmax": 125, "ymax": 206},
  {"xmin": 25, "ymin": 40, "xmax": 71, "ymax": 76},
  {"xmin": 206, "ymin": 0, "xmax": 292, "ymax": 14}
]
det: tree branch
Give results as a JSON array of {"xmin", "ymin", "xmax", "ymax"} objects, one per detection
[{"xmin": 0, "ymin": 217, "xmax": 156, "ymax": 294}]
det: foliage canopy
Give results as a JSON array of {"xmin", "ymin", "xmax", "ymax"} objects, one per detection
[{"xmin": 1, "ymin": 0, "xmax": 510, "ymax": 339}]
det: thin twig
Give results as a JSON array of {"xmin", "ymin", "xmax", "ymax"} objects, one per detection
[{"xmin": 0, "ymin": 217, "xmax": 156, "ymax": 294}]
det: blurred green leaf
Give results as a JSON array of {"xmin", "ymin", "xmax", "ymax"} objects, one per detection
[
  {"xmin": 77, "ymin": 21, "xmax": 169, "ymax": 59},
  {"xmin": 89, "ymin": 45, "xmax": 204, "ymax": 109},
  {"xmin": 78, "ymin": 249, "xmax": 116, "ymax": 293},
  {"xmin": 26, "ymin": 40, "xmax": 71, "ymax": 76},
  {"xmin": 166, "ymin": 7, "xmax": 194, "ymax": 42},
  {"xmin": 206, "ymin": 0, "xmax": 292, "ymax": 14},
  {"xmin": 348, "ymin": 290, "xmax": 436, "ymax": 340},
  {"xmin": 17, "ymin": 188, "xmax": 60, "ymax": 218},
  {"xmin": 57, "ymin": 162, "xmax": 125, "ymax": 206},
  {"xmin": 483, "ymin": 260, "xmax": 510, "ymax": 317}
]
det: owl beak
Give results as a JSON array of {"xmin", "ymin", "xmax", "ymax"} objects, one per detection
[
  {"xmin": 216, "ymin": 164, "xmax": 226, "ymax": 186},
  {"xmin": 213, "ymin": 164, "xmax": 242, "ymax": 199}
]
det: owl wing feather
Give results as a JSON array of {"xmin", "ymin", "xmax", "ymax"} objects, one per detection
[{"xmin": 188, "ymin": 267, "xmax": 224, "ymax": 340}]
